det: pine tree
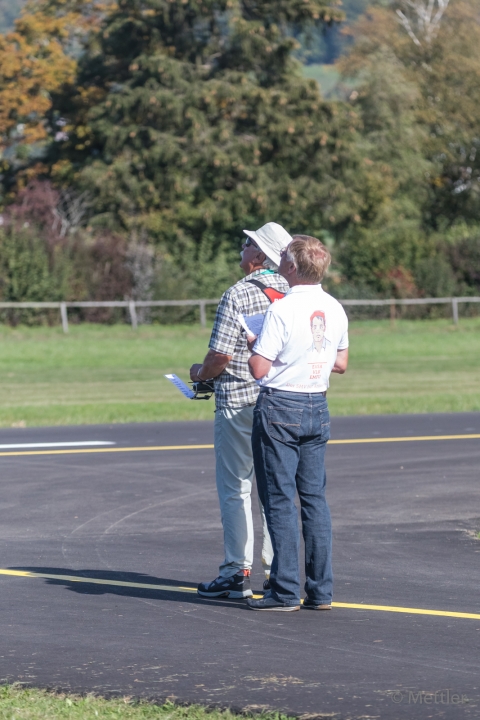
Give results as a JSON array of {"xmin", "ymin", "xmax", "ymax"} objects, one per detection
[{"xmin": 51, "ymin": 0, "xmax": 385, "ymax": 297}]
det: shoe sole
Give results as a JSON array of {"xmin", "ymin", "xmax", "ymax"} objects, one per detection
[
  {"xmin": 302, "ymin": 604, "xmax": 332, "ymax": 611},
  {"xmin": 197, "ymin": 589, "xmax": 253, "ymax": 599},
  {"xmin": 248, "ymin": 605, "xmax": 300, "ymax": 612}
]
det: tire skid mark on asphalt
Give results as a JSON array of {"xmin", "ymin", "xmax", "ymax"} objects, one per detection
[
  {"xmin": 102, "ymin": 488, "xmax": 215, "ymax": 535},
  {"xmin": 1, "ymin": 568, "xmax": 480, "ymax": 621},
  {"xmin": 69, "ymin": 479, "xmax": 215, "ymax": 536},
  {"xmin": 62, "ymin": 479, "xmax": 217, "ymax": 570}
]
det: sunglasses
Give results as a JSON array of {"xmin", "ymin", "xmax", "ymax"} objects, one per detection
[{"xmin": 244, "ymin": 237, "xmax": 259, "ymax": 249}]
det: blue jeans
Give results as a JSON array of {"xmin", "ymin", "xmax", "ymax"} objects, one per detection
[{"xmin": 252, "ymin": 387, "xmax": 332, "ymax": 606}]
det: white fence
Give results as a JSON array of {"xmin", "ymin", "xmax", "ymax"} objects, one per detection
[{"xmin": 0, "ymin": 296, "xmax": 479, "ymax": 332}]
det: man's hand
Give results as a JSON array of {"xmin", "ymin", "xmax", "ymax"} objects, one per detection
[
  {"xmin": 189, "ymin": 364, "xmax": 204, "ymax": 382},
  {"xmin": 332, "ymin": 348, "xmax": 349, "ymax": 374},
  {"xmin": 189, "ymin": 349, "xmax": 233, "ymax": 382},
  {"xmin": 248, "ymin": 352, "xmax": 272, "ymax": 380}
]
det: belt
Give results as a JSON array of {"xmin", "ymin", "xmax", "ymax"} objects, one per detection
[{"xmin": 261, "ymin": 387, "xmax": 327, "ymax": 398}]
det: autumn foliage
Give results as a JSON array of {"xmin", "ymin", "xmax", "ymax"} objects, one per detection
[{"xmin": 0, "ymin": 0, "xmax": 110, "ymax": 187}]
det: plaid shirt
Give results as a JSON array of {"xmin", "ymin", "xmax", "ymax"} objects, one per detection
[{"xmin": 209, "ymin": 269, "xmax": 289, "ymax": 408}]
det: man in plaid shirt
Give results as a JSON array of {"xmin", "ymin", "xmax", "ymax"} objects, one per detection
[{"xmin": 190, "ymin": 222, "xmax": 291, "ymax": 599}]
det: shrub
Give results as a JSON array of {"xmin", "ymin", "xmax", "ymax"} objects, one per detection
[{"xmin": 445, "ymin": 227, "xmax": 480, "ymax": 295}]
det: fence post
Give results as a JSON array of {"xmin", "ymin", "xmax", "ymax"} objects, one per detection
[
  {"xmin": 129, "ymin": 300, "xmax": 138, "ymax": 330},
  {"xmin": 199, "ymin": 301, "xmax": 206, "ymax": 328},
  {"xmin": 60, "ymin": 302, "xmax": 69, "ymax": 334},
  {"xmin": 452, "ymin": 298, "xmax": 459, "ymax": 325},
  {"xmin": 390, "ymin": 300, "xmax": 396, "ymax": 327}
]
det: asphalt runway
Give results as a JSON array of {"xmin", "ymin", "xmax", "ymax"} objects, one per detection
[{"xmin": 0, "ymin": 413, "xmax": 479, "ymax": 719}]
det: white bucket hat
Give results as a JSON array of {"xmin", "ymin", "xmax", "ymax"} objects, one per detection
[{"xmin": 243, "ymin": 222, "xmax": 293, "ymax": 267}]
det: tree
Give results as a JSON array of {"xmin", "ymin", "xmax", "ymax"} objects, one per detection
[
  {"xmin": 0, "ymin": 0, "xmax": 106, "ymax": 195},
  {"xmin": 334, "ymin": 8, "xmax": 429, "ymax": 292},
  {"xmin": 395, "ymin": 0, "xmax": 450, "ymax": 47},
  {"xmin": 51, "ymin": 0, "xmax": 384, "ymax": 298},
  {"xmin": 335, "ymin": 0, "xmax": 480, "ymax": 293},
  {"xmin": 415, "ymin": 0, "xmax": 480, "ymax": 228}
]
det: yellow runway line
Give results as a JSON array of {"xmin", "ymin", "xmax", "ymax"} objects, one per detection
[
  {"xmin": 1, "ymin": 569, "xmax": 480, "ymax": 620},
  {"xmin": 330, "ymin": 434, "xmax": 480, "ymax": 445},
  {"xmin": 0, "ymin": 444, "xmax": 215, "ymax": 457},
  {"xmin": 0, "ymin": 568, "xmax": 198, "ymax": 594},
  {"xmin": 330, "ymin": 601, "xmax": 480, "ymax": 620},
  {"xmin": 0, "ymin": 434, "xmax": 478, "ymax": 457}
]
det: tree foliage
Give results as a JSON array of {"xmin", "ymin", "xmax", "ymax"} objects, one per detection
[
  {"xmin": 336, "ymin": 0, "xmax": 480, "ymax": 293},
  {"xmin": 0, "ymin": 0, "xmax": 480, "ymax": 305},
  {"xmin": 50, "ymin": 0, "xmax": 377, "ymax": 297},
  {"xmin": 0, "ymin": 0, "xmax": 109, "ymax": 193},
  {"xmin": 0, "ymin": 179, "xmax": 134, "ymax": 315},
  {"xmin": 394, "ymin": 0, "xmax": 450, "ymax": 48}
]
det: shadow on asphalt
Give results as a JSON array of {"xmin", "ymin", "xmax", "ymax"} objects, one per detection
[{"xmin": 11, "ymin": 567, "xmax": 255, "ymax": 610}]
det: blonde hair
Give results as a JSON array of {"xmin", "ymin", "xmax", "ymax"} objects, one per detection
[{"xmin": 285, "ymin": 235, "xmax": 331, "ymax": 283}]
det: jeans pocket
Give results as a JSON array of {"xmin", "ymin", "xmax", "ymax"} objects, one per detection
[{"xmin": 267, "ymin": 407, "xmax": 303, "ymax": 443}]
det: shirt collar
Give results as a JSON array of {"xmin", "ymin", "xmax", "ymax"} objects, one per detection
[
  {"xmin": 243, "ymin": 268, "xmax": 277, "ymax": 282},
  {"xmin": 287, "ymin": 283, "xmax": 323, "ymax": 294}
]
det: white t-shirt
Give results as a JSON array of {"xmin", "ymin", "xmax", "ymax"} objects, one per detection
[{"xmin": 253, "ymin": 284, "xmax": 349, "ymax": 392}]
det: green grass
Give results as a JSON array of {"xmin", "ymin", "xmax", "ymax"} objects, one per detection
[
  {"xmin": 0, "ymin": 318, "xmax": 478, "ymax": 428},
  {"xmin": 329, "ymin": 317, "xmax": 480, "ymax": 415},
  {"xmin": 0, "ymin": 323, "xmax": 215, "ymax": 427},
  {"xmin": 0, "ymin": 686, "xmax": 290, "ymax": 720}
]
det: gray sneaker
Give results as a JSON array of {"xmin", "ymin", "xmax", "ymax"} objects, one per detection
[
  {"xmin": 197, "ymin": 571, "xmax": 252, "ymax": 599},
  {"xmin": 247, "ymin": 596, "xmax": 300, "ymax": 612}
]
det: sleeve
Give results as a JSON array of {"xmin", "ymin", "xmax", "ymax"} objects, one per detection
[
  {"xmin": 208, "ymin": 289, "xmax": 241, "ymax": 356},
  {"xmin": 337, "ymin": 307, "xmax": 349, "ymax": 350},
  {"xmin": 253, "ymin": 306, "xmax": 286, "ymax": 361}
]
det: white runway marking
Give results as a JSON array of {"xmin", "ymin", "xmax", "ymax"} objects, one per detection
[{"xmin": 0, "ymin": 441, "xmax": 115, "ymax": 449}]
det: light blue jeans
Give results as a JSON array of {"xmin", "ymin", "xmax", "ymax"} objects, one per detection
[
  {"xmin": 215, "ymin": 404, "xmax": 273, "ymax": 578},
  {"xmin": 252, "ymin": 388, "xmax": 333, "ymax": 606}
]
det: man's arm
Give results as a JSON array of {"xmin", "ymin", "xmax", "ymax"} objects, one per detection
[
  {"xmin": 190, "ymin": 349, "xmax": 232, "ymax": 382},
  {"xmin": 190, "ymin": 287, "xmax": 238, "ymax": 381},
  {"xmin": 332, "ymin": 348, "xmax": 348, "ymax": 374},
  {"xmin": 248, "ymin": 352, "xmax": 272, "ymax": 380}
]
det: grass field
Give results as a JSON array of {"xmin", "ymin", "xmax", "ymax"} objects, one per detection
[
  {"xmin": 0, "ymin": 686, "xmax": 289, "ymax": 720},
  {"xmin": 0, "ymin": 318, "xmax": 478, "ymax": 428}
]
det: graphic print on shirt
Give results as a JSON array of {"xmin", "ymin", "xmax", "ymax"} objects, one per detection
[{"xmin": 306, "ymin": 311, "xmax": 332, "ymax": 382}]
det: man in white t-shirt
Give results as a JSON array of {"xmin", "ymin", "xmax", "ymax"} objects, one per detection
[{"xmin": 246, "ymin": 235, "xmax": 349, "ymax": 611}]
